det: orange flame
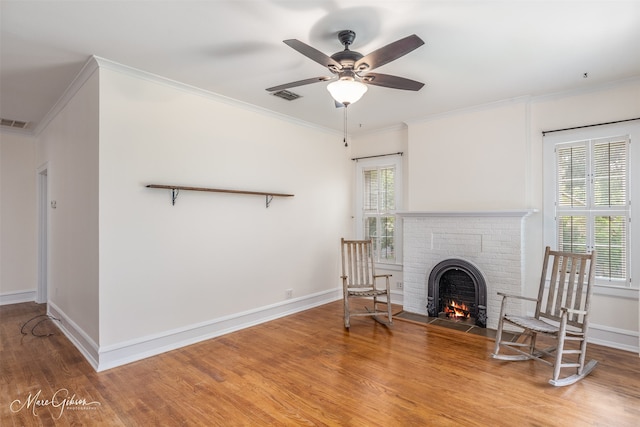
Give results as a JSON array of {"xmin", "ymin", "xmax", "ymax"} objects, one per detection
[{"xmin": 444, "ymin": 299, "xmax": 470, "ymax": 319}]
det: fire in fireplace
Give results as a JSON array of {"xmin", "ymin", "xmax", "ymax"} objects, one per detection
[
  {"xmin": 427, "ymin": 259, "xmax": 487, "ymax": 327},
  {"xmin": 443, "ymin": 299, "xmax": 471, "ymax": 320}
]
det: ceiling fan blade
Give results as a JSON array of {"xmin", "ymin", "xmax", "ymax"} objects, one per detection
[
  {"xmin": 266, "ymin": 76, "xmax": 334, "ymax": 92},
  {"xmin": 355, "ymin": 34, "xmax": 424, "ymax": 71},
  {"xmin": 361, "ymin": 73, "xmax": 425, "ymax": 91},
  {"xmin": 283, "ymin": 39, "xmax": 342, "ymax": 70}
]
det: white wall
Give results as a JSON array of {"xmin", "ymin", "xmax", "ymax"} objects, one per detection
[
  {"xmin": 36, "ymin": 68, "xmax": 100, "ymax": 344},
  {"xmin": 0, "ymin": 132, "xmax": 37, "ymax": 303},
  {"xmin": 406, "ymin": 99, "xmax": 529, "ymax": 211},
  {"xmin": 96, "ymin": 64, "xmax": 352, "ymax": 358}
]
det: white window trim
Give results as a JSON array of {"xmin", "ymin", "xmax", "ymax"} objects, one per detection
[
  {"xmin": 543, "ymin": 121, "xmax": 640, "ymax": 298},
  {"xmin": 355, "ymin": 155, "xmax": 403, "ymax": 265}
]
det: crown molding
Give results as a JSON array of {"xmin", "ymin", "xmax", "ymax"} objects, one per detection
[
  {"xmin": 93, "ymin": 56, "xmax": 340, "ymax": 137},
  {"xmin": 529, "ymin": 75, "xmax": 640, "ymax": 104},
  {"xmin": 353, "ymin": 121, "xmax": 408, "ymax": 137},
  {"xmin": 405, "ymin": 75, "xmax": 640, "ymax": 127},
  {"xmin": 32, "ymin": 55, "xmax": 341, "ymax": 138},
  {"xmin": 33, "ymin": 56, "xmax": 100, "ymax": 136},
  {"xmin": 405, "ymin": 96, "xmax": 532, "ymax": 126}
]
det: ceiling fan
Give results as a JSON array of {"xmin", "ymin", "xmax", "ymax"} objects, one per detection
[{"xmin": 266, "ymin": 30, "xmax": 425, "ymax": 106}]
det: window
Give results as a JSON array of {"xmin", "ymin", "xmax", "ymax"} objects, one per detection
[
  {"xmin": 551, "ymin": 135, "xmax": 630, "ymax": 286},
  {"xmin": 356, "ymin": 156, "xmax": 402, "ymax": 264}
]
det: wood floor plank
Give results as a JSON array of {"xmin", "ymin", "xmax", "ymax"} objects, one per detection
[{"xmin": 1, "ymin": 300, "xmax": 638, "ymax": 426}]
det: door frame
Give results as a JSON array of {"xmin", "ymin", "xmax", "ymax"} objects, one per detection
[{"xmin": 36, "ymin": 163, "xmax": 49, "ymax": 304}]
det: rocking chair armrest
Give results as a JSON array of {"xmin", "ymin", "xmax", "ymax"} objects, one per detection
[
  {"xmin": 497, "ymin": 292, "xmax": 538, "ymax": 302},
  {"xmin": 373, "ymin": 274, "xmax": 392, "ymax": 279},
  {"xmin": 561, "ymin": 307, "xmax": 587, "ymax": 316}
]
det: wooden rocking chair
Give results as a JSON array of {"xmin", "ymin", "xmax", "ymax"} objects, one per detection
[
  {"xmin": 341, "ymin": 238, "xmax": 393, "ymax": 329},
  {"xmin": 492, "ymin": 246, "xmax": 598, "ymax": 386}
]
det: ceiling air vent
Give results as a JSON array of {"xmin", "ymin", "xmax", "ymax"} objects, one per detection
[
  {"xmin": 272, "ymin": 90, "xmax": 301, "ymax": 101},
  {"xmin": 1, "ymin": 118, "xmax": 29, "ymax": 129}
]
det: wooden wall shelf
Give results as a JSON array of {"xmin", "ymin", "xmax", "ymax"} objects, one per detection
[{"xmin": 146, "ymin": 184, "xmax": 294, "ymax": 208}]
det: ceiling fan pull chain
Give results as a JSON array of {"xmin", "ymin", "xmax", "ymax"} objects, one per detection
[{"xmin": 343, "ymin": 106, "xmax": 348, "ymax": 147}]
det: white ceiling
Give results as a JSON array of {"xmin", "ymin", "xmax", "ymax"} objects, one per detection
[{"xmin": 2, "ymin": 1, "xmax": 639, "ymax": 136}]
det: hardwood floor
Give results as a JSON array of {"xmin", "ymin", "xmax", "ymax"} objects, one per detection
[{"xmin": 1, "ymin": 300, "xmax": 638, "ymax": 426}]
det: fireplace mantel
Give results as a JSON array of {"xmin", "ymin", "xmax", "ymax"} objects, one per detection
[{"xmin": 397, "ymin": 209, "xmax": 537, "ymax": 218}]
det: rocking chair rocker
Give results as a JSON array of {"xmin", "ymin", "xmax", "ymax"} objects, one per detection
[
  {"xmin": 492, "ymin": 246, "xmax": 598, "ymax": 386},
  {"xmin": 341, "ymin": 238, "xmax": 393, "ymax": 329}
]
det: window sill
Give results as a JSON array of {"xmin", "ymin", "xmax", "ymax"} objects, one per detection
[
  {"xmin": 593, "ymin": 285, "xmax": 638, "ymax": 299},
  {"xmin": 375, "ymin": 262, "xmax": 403, "ymax": 272}
]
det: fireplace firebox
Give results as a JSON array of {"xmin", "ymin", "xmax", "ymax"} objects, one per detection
[{"xmin": 427, "ymin": 259, "xmax": 487, "ymax": 327}]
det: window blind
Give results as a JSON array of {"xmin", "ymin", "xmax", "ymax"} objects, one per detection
[{"xmin": 555, "ymin": 136, "xmax": 629, "ymax": 282}]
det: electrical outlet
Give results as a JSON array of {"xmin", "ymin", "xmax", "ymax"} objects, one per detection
[
  {"xmin": 396, "ymin": 282, "xmax": 403, "ymax": 290},
  {"xmin": 285, "ymin": 289, "xmax": 293, "ymax": 299}
]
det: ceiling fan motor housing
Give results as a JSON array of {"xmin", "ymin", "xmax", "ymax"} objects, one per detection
[
  {"xmin": 330, "ymin": 50, "xmax": 363, "ymax": 71},
  {"xmin": 338, "ymin": 30, "xmax": 356, "ymax": 47}
]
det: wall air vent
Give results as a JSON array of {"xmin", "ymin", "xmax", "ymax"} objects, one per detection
[
  {"xmin": 272, "ymin": 90, "xmax": 301, "ymax": 101},
  {"xmin": 1, "ymin": 118, "xmax": 29, "ymax": 129}
]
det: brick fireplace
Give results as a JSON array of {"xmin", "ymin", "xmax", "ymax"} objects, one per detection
[{"xmin": 398, "ymin": 211, "xmax": 534, "ymax": 330}]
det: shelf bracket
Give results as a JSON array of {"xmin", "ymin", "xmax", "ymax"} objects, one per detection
[
  {"xmin": 265, "ymin": 195, "xmax": 274, "ymax": 208},
  {"xmin": 171, "ymin": 188, "xmax": 179, "ymax": 206}
]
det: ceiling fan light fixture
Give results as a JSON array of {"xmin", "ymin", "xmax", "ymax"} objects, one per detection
[{"xmin": 327, "ymin": 78, "xmax": 368, "ymax": 106}]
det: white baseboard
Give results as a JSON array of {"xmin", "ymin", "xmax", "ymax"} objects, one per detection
[
  {"xmin": 589, "ymin": 323, "xmax": 639, "ymax": 354},
  {"xmin": 48, "ymin": 301, "xmax": 100, "ymax": 370},
  {"xmin": 95, "ymin": 288, "xmax": 341, "ymax": 371},
  {"xmin": 0, "ymin": 290, "xmax": 36, "ymax": 306}
]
